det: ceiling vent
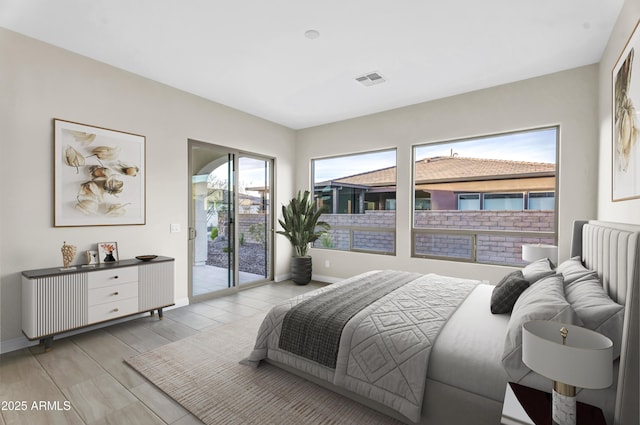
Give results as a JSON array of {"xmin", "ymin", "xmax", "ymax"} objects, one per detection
[{"xmin": 355, "ymin": 71, "xmax": 386, "ymax": 87}]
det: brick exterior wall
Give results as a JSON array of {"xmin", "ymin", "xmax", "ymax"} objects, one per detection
[
  {"xmin": 317, "ymin": 211, "xmax": 396, "ymax": 253},
  {"xmin": 413, "ymin": 210, "xmax": 554, "ymax": 232},
  {"xmin": 238, "ymin": 213, "xmax": 269, "ymax": 245},
  {"xmin": 414, "ymin": 210, "xmax": 554, "ymax": 265},
  {"xmin": 317, "ymin": 210, "xmax": 555, "ymax": 265}
]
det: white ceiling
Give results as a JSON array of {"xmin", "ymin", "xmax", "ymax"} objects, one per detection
[{"xmin": 0, "ymin": 0, "xmax": 624, "ymax": 129}]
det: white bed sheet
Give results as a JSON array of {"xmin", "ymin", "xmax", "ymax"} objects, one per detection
[
  {"xmin": 427, "ymin": 283, "xmax": 510, "ymax": 402},
  {"xmin": 427, "ymin": 282, "xmax": 618, "ymax": 424}
]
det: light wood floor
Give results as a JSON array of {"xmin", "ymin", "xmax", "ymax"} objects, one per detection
[{"xmin": 0, "ymin": 280, "xmax": 325, "ymax": 425}]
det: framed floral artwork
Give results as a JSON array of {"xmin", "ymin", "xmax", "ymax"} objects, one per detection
[
  {"xmin": 54, "ymin": 119, "xmax": 146, "ymax": 226},
  {"xmin": 97, "ymin": 242, "xmax": 119, "ymax": 263},
  {"xmin": 612, "ymin": 19, "xmax": 640, "ymax": 201}
]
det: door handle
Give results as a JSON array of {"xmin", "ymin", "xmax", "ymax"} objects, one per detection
[{"xmin": 189, "ymin": 227, "xmax": 197, "ymax": 240}]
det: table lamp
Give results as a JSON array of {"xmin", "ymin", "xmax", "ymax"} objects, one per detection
[
  {"xmin": 522, "ymin": 243, "xmax": 558, "ymax": 266},
  {"xmin": 522, "ymin": 321, "xmax": 613, "ymax": 425}
]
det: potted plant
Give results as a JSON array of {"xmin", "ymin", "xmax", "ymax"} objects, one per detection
[{"xmin": 277, "ymin": 190, "xmax": 330, "ymax": 284}]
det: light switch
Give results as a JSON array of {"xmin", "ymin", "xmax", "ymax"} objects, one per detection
[{"xmin": 170, "ymin": 223, "xmax": 180, "ymax": 233}]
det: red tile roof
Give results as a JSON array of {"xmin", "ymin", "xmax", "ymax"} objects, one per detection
[{"xmin": 324, "ymin": 156, "xmax": 555, "ymax": 187}]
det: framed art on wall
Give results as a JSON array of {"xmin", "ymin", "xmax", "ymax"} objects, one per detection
[
  {"xmin": 612, "ymin": 20, "xmax": 640, "ymax": 201},
  {"xmin": 54, "ymin": 119, "xmax": 146, "ymax": 226}
]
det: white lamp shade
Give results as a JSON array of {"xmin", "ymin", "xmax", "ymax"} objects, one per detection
[
  {"xmin": 522, "ymin": 243, "xmax": 558, "ymax": 265},
  {"xmin": 522, "ymin": 321, "xmax": 613, "ymax": 389}
]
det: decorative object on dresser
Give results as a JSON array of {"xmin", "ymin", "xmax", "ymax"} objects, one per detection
[
  {"xmin": 85, "ymin": 249, "xmax": 98, "ymax": 266},
  {"xmin": 53, "ymin": 118, "xmax": 146, "ymax": 226},
  {"xmin": 135, "ymin": 255, "xmax": 158, "ymax": 262},
  {"xmin": 60, "ymin": 241, "xmax": 77, "ymax": 270},
  {"xmin": 22, "ymin": 256, "xmax": 175, "ymax": 352},
  {"xmin": 98, "ymin": 241, "xmax": 119, "ymax": 263},
  {"xmin": 522, "ymin": 321, "xmax": 613, "ymax": 425},
  {"xmin": 521, "ymin": 243, "xmax": 558, "ymax": 267}
]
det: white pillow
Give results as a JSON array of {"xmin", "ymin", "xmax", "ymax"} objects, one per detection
[
  {"xmin": 521, "ymin": 258, "xmax": 554, "ymax": 283},
  {"xmin": 565, "ymin": 274, "xmax": 625, "ymax": 359},
  {"xmin": 502, "ymin": 274, "xmax": 582, "ymax": 382},
  {"xmin": 556, "ymin": 256, "xmax": 598, "ymax": 284}
]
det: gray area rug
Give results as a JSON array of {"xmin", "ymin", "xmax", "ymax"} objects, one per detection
[{"xmin": 125, "ymin": 314, "xmax": 402, "ymax": 424}]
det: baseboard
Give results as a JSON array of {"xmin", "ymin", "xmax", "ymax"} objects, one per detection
[
  {"xmin": 312, "ymin": 274, "xmax": 342, "ymax": 284},
  {"xmin": 171, "ymin": 297, "xmax": 190, "ymax": 309},
  {"xmin": 1, "ymin": 298, "xmax": 191, "ymax": 355},
  {"xmin": 274, "ymin": 273, "xmax": 291, "ymax": 282},
  {"xmin": 274, "ymin": 273, "xmax": 339, "ymax": 284},
  {"xmin": 0, "ymin": 335, "xmax": 38, "ymax": 354}
]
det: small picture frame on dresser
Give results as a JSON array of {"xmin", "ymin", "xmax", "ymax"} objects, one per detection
[
  {"xmin": 97, "ymin": 242, "xmax": 119, "ymax": 263},
  {"xmin": 82, "ymin": 250, "xmax": 98, "ymax": 267}
]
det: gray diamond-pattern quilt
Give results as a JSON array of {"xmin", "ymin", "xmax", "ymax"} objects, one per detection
[
  {"xmin": 246, "ymin": 271, "xmax": 478, "ymax": 423},
  {"xmin": 334, "ymin": 274, "xmax": 477, "ymax": 422}
]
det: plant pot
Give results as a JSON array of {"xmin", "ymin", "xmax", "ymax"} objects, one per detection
[{"xmin": 291, "ymin": 256, "xmax": 312, "ymax": 285}]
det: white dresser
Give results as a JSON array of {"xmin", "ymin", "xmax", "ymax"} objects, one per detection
[{"xmin": 22, "ymin": 256, "xmax": 174, "ymax": 350}]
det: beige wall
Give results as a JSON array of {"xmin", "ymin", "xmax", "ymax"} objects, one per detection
[
  {"xmin": 597, "ymin": 0, "xmax": 640, "ymax": 221},
  {"xmin": 0, "ymin": 29, "xmax": 296, "ymax": 348},
  {"xmin": 297, "ymin": 65, "xmax": 599, "ymax": 283}
]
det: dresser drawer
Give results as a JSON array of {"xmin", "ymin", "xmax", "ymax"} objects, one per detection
[
  {"xmin": 88, "ymin": 267, "xmax": 137, "ymax": 289},
  {"xmin": 88, "ymin": 282, "xmax": 138, "ymax": 307},
  {"xmin": 88, "ymin": 297, "xmax": 138, "ymax": 323}
]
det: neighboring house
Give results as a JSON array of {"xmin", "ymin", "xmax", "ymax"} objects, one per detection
[{"xmin": 315, "ymin": 155, "xmax": 556, "ymax": 213}]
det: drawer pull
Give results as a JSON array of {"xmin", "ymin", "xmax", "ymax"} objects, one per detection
[
  {"xmin": 113, "ymin": 275, "xmax": 119, "ymax": 279},
  {"xmin": 112, "ymin": 292, "xmax": 119, "ymax": 296},
  {"xmin": 111, "ymin": 308, "xmax": 119, "ymax": 313}
]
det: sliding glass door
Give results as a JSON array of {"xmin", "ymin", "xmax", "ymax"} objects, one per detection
[
  {"xmin": 237, "ymin": 155, "xmax": 271, "ymax": 286},
  {"xmin": 189, "ymin": 141, "xmax": 272, "ymax": 301}
]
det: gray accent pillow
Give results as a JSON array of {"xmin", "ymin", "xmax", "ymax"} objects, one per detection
[
  {"xmin": 502, "ymin": 274, "xmax": 582, "ymax": 382},
  {"xmin": 556, "ymin": 256, "xmax": 598, "ymax": 284},
  {"xmin": 565, "ymin": 274, "xmax": 624, "ymax": 359},
  {"xmin": 521, "ymin": 258, "xmax": 554, "ymax": 283},
  {"xmin": 491, "ymin": 271, "xmax": 530, "ymax": 314}
]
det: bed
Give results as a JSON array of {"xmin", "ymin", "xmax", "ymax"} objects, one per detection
[{"xmin": 246, "ymin": 220, "xmax": 639, "ymax": 425}]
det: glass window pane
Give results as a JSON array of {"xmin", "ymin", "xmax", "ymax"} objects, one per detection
[
  {"xmin": 414, "ymin": 232, "xmax": 473, "ymax": 260},
  {"xmin": 312, "ymin": 149, "xmax": 397, "ymax": 254},
  {"xmin": 458, "ymin": 194, "xmax": 480, "ymax": 210},
  {"xmin": 483, "ymin": 193, "xmax": 523, "ymax": 211},
  {"xmin": 529, "ymin": 192, "xmax": 555, "ymax": 210},
  {"xmin": 413, "ymin": 127, "xmax": 557, "ymax": 265},
  {"xmin": 353, "ymin": 230, "xmax": 395, "ymax": 253}
]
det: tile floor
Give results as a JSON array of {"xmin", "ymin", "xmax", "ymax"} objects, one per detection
[
  {"xmin": 191, "ymin": 264, "xmax": 266, "ymax": 296},
  {"xmin": 0, "ymin": 280, "xmax": 325, "ymax": 425}
]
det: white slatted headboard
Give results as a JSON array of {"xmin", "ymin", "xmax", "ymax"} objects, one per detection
[{"xmin": 571, "ymin": 220, "xmax": 639, "ymax": 425}]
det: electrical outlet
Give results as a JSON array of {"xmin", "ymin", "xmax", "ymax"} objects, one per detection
[
  {"xmin": 324, "ymin": 260, "xmax": 330, "ymax": 268},
  {"xmin": 170, "ymin": 223, "xmax": 180, "ymax": 233}
]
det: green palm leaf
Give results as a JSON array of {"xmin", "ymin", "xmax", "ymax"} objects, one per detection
[{"xmin": 277, "ymin": 190, "xmax": 330, "ymax": 257}]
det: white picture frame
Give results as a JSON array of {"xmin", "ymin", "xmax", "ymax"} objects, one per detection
[{"xmin": 97, "ymin": 242, "xmax": 119, "ymax": 263}]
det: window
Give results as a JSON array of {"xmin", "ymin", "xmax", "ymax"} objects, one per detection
[
  {"xmin": 413, "ymin": 127, "xmax": 558, "ymax": 266},
  {"xmin": 528, "ymin": 192, "xmax": 555, "ymax": 210},
  {"xmin": 415, "ymin": 197, "xmax": 431, "ymax": 210},
  {"xmin": 458, "ymin": 194, "xmax": 480, "ymax": 210},
  {"xmin": 483, "ymin": 193, "xmax": 524, "ymax": 211},
  {"xmin": 312, "ymin": 149, "xmax": 397, "ymax": 254}
]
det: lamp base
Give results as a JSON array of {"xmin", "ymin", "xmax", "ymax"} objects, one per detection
[{"xmin": 552, "ymin": 382, "xmax": 576, "ymax": 425}]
